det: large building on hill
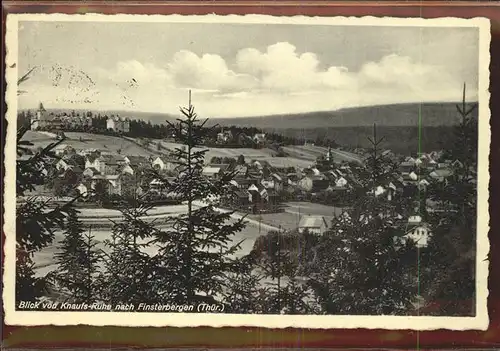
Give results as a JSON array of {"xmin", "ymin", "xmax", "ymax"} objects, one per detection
[
  {"xmin": 30, "ymin": 103, "xmax": 93, "ymax": 131},
  {"xmin": 30, "ymin": 102, "xmax": 53, "ymax": 130},
  {"xmin": 106, "ymin": 115, "xmax": 131, "ymax": 133}
]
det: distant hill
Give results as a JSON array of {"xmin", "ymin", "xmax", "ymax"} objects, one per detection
[
  {"xmin": 208, "ymin": 102, "xmax": 477, "ymax": 129},
  {"xmin": 27, "ymin": 101, "xmax": 476, "ymax": 128}
]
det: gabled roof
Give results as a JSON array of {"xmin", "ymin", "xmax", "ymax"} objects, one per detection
[
  {"xmin": 203, "ymin": 166, "xmax": 222, "ymax": 175},
  {"xmin": 430, "ymin": 169, "xmax": 453, "ymax": 178},
  {"xmin": 100, "ymin": 154, "xmax": 125, "ymax": 165},
  {"xmin": 84, "ymin": 167, "xmax": 100, "ymax": 174},
  {"xmin": 125, "ymin": 155, "xmax": 149, "ymax": 166}
]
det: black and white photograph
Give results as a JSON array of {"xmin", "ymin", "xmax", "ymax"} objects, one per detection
[{"xmin": 3, "ymin": 14, "xmax": 490, "ymax": 329}]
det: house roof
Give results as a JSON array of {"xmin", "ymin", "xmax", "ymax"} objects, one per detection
[
  {"xmin": 84, "ymin": 167, "xmax": 100, "ymax": 174},
  {"xmin": 203, "ymin": 166, "xmax": 222, "ymax": 174},
  {"xmin": 236, "ymin": 190, "xmax": 249, "ymax": 198},
  {"xmin": 100, "ymin": 154, "xmax": 125, "ymax": 165},
  {"xmin": 66, "ymin": 165, "xmax": 83, "ymax": 173},
  {"xmin": 430, "ymin": 169, "xmax": 453, "ymax": 178},
  {"xmin": 271, "ymin": 173, "xmax": 282, "ymax": 181},
  {"xmin": 125, "ymin": 155, "xmax": 149, "ymax": 166},
  {"xmin": 208, "ymin": 164, "xmax": 230, "ymax": 171},
  {"xmin": 234, "ymin": 165, "xmax": 248, "ymax": 175},
  {"xmin": 400, "ymin": 161, "xmax": 415, "ymax": 167},
  {"xmin": 298, "ymin": 216, "xmax": 328, "ymax": 229}
]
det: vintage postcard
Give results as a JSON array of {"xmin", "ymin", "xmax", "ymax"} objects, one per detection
[{"xmin": 3, "ymin": 13, "xmax": 491, "ymax": 329}]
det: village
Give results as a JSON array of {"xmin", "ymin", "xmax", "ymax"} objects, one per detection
[{"xmin": 17, "ymin": 102, "xmax": 464, "ymax": 250}]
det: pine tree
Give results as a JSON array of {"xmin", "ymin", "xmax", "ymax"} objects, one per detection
[
  {"xmin": 101, "ymin": 199, "xmax": 160, "ymax": 305},
  {"xmin": 308, "ymin": 124, "xmax": 418, "ymax": 315},
  {"xmin": 51, "ymin": 212, "xmax": 101, "ymax": 303},
  {"xmin": 420, "ymin": 85, "xmax": 478, "ymax": 315},
  {"xmin": 16, "ymin": 124, "xmax": 77, "ymax": 303},
  {"xmin": 152, "ymin": 92, "xmax": 246, "ymax": 304}
]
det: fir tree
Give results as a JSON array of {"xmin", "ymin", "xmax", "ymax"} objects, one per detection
[
  {"xmin": 308, "ymin": 124, "xmax": 418, "ymax": 315},
  {"xmin": 16, "ymin": 124, "xmax": 77, "ymax": 302},
  {"xmin": 50, "ymin": 213, "xmax": 102, "ymax": 303},
  {"xmin": 101, "ymin": 199, "xmax": 160, "ymax": 305},
  {"xmin": 420, "ymin": 85, "xmax": 478, "ymax": 315},
  {"xmin": 152, "ymin": 92, "xmax": 246, "ymax": 304}
]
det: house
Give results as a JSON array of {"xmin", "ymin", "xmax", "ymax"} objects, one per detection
[
  {"xmin": 106, "ymin": 175, "xmax": 122, "ymax": 196},
  {"xmin": 382, "ymin": 150, "xmax": 394, "ymax": 157},
  {"xmin": 261, "ymin": 178, "xmax": 275, "ymax": 190},
  {"xmin": 106, "ymin": 115, "xmax": 130, "ymax": 133},
  {"xmin": 304, "ymin": 167, "xmax": 322, "ymax": 177},
  {"xmin": 271, "ymin": 173, "xmax": 284, "ymax": 191},
  {"xmin": 252, "ymin": 160, "xmax": 271, "ymax": 170},
  {"xmin": 404, "ymin": 223, "xmax": 431, "ymax": 248},
  {"xmin": 201, "ymin": 164, "xmax": 231, "ymax": 179},
  {"xmin": 235, "ymin": 190, "xmax": 250, "ymax": 208},
  {"xmin": 234, "ymin": 165, "xmax": 248, "ymax": 177},
  {"xmin": 149, "ymin": 178, "xmax": 170, "ymax": 193},
  {"xmin": 152, "ymin": 156, "xmax": 177, "ymax": 172},
  {"xmin": 253, "ymin": 133, "xmax": 266, "ymax": 145},
  {"xmin": 53, "ymin": 144, "xmax": 75, "ymax": 156},
  {"xmin": 56, "ymin": 158, "xmax": 76, "ymax": 171},
  {"xmin": 83, "ymin": 167, "xmax": 100, "ymax": 178},
  {"xmin": 335, "ymin": 176, "xmax": 348, "ymax": 188},
  {"xmin": 248, "ymin": 183, "xmax": 269, "ymax": 210},
  {"xmin": 402, "ymin": 171, "xmax": 418, "ymax": 182},
  {"xmin": 84, "ymin": 154, "xmax": 125, "ymax": 175},
  {"xmin": 217, "ymin": 129, "xmax": 233, "ymax": 144},
  {"xmin": 120, "ymin": 164, "xmax": 135, "ymax": 175},
  {"xmin": 124, "ymin": 155, "xmax": 150, "ymax": 167},
  {"xmin": 76, "ymin": 183, "xmax": 89, "ymax": 197},
  {"xmin": 89, "ymin": 174, "xmax": 123, "ymax": 196},
  {"xmin": 429, "ymin": 169, "xmax": 453, "ymax": 182},
  {"xmin": 399, "ymin": 161, "xmax": 415, "ymax": 173},
  {"xmin": 373, "ymin": 185, "xmax": 386, "ymax": 197},
  {"xmin": 298, "ymin": 215, "xmax": 329, "ymax": 235},
  {"xmin": 100, "ymin": 154, "xmax": 126, "ymax": 174},
  {"xmin": 298, "ymin": 175, "xmax": 329, "ymax": 193},
  {"xmin": 418, "ymin": 179, "xmax": 430, "ymax": 191}
]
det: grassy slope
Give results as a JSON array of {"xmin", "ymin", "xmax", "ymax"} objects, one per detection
[{"xmin": 24, "ymin": 131, "xmax": 156, "ymax": 157}]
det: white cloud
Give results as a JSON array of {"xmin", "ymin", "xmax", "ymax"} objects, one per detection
[
  {"xmin": 235, "ymin": 42, "xmax": 355, "ymax": 92},
  {"xmin": 168, "ymin": 50, "xmax": 257, "ymax": 92},
  {"xmin": 19, "ymin": 42, "xmax": 477, "ymax": 116}
]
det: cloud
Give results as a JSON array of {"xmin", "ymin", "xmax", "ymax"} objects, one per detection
[
  {"xmin": 235, "ymin": 42, "xmax": 355, "ymax": 92},
  {"xmin": 18, "ymin": 42, "xmax": 477, "ymax": 116},
  {"xmin": 168, "ymin": 50, "xmax": 258, "ymax": 92}
]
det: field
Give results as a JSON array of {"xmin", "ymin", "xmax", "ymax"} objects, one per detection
[
  {"xmin": 22, "ymin": 130, "xmax": 363, "ymax": 169},
  {"xmin": 157, "ymin": 140, "xmax": 317, "ymax": 168},
  {"xmin": 283, "ymin": 145, "xmax": 362, "ymax": 164},
  {"xmin": 23, "ymin": 131, "xmax": 156, "ymax": 157},
  {"xmin": 246, "ymin": 201, "xmax": 342, "ymax": 230},
  {"xmin": 32, "ymin": 217, "xmax": 265, "ymax": 277}
]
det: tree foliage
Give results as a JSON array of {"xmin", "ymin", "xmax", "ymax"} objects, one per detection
[
  {"xmin": 308, "ymin": 124, "xmax": 418, "ymax": 315},
  {"xmin": 50, "ymin": 213, "xmax": 102, "ymax": 303},
  {"xmin": 151, "ymin": 93, "xmax": 246, "ymax": 304},
  {"xmin": 420, "ymin": 84, "xmax": 478, "ymax": 315}
]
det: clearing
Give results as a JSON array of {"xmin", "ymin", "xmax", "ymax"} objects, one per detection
[{"xmin": 23, "ymin": 131, "xmax": 156, "ymax": 157}]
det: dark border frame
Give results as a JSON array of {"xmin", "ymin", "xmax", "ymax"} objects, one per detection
[{"xmin": 2, "ymin": 1, "xmax": 499, "ymax": 349}]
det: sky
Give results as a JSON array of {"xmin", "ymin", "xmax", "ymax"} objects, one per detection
[{"xmin": 17, "ymin": 20, "xmax": 480, "ymax": 117}]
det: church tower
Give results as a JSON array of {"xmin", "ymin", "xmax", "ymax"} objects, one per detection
[{"xmin": 31, "ymin": 102, "xmax": 47, "ymax": 130}]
